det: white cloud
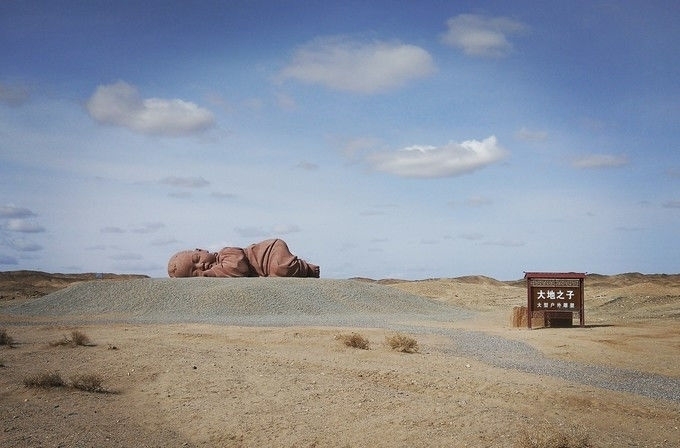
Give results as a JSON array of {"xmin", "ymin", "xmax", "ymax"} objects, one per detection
[
  {"xmin": 342, "ymin": 137, "xmax": 383, "ymax": 159},
  {"xmin": 86, "ymin": 81, "xmax": 215, "ymax": 136},
  {"xmin": 160, "ymin": 176, "xmax": 210, "ymax": 188},
  {"xmin": 131, "ymin": 222, "xmax": 165, "ymax": 234},
  {"xmin": 366, "ymin": 136, "xmax": 506, "ymax": 178},
  {"xmin": 242, "ymin": 97, "xmax": 264, "ymax": 111},
  {"xmin": 280, "ymin": 36, "xmax": 435, "ymax": 93},
  {"xmin": 296, "ymin": 161, "xmax": 319, "ymax": 171},
  {"xmin": 662, "ymin": 200, "xmax": 680, "ymax": 209},
  {"xmin": 482, "ymin": 239, "xmax": 526, "ymax": 247},
  {"xmin": 150, "ymin": 237, "xmax": 178, "ymax": 246},
  {"xmin": 359, "ymin": 209, "xmax": 387, "ymax": 216},
  {"xmin": 515, "ymin": 127, "xmax": 548, "ymax": 142},
  {"xmin": 3, "ymin": 219, "xmax": 45, "ymax": 233},
  {"xmin": 234, "ymin": 224, "xmax": 301, "ymax": 239},
  {"xmin": 8, "ymin": 238, "xmax": 43, "ymax": 252},
  {"xmin": 571, "ymin": 154, "xmax": 628, "ymax": 169},
  {"xmin": 459, "ymin": 232, "xmax": 485, "ymax": 241},
  {"xmin": 275, "ymin": 92, "xmax": 297, "ymax": 111},
  {"xmin": 441, "ymin": 14, "xmax": 526, "ymax": 57},
  {"xmin": 234, "ymin": 226, "xmax": 269, "ymax": 238},
  {"xmin": 210, "ymin": 191, "xmax": 237, "ymax": 199},
  {"xmin": 0, "ymin": 205, "xmax": 36, "ymax": 219},
  {"xmin": 466, "ymin": 195, "xmax": 493, "ymax": 207},
  {"xmin": 272, "ymin": 224, "xmax": 301, "ymax": 235}
]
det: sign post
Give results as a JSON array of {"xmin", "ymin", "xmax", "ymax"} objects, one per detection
[{"xmin": 524, "ymin": 272, "xmax": 585, "ymax": 329}]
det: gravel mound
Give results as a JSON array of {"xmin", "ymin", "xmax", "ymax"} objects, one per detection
[{"xmin": 6, "ymin": 277, "xmax": 473, "ymax": 326}]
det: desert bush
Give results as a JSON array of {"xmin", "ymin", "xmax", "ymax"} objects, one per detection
[
  {"xmin": 24, "ymin": 371, "xmax": 112, "ymax": 393},
  {"xmin": 71, "ymin": 374, "xmax": 106, "ymax": 393},
  {"xmin": 337, "ymin": 333, "xmax": 370, "ymax": 350},
  {"xmin": 385, "ymin": 333, "xmax": 419, "ymax": 353},
  {"xmin": 0, "ymin": 328, "xmax": 14, "ymax": 347},
  {"xmin": 23, "ymin": 371, "xmax": 66, "ymax": 389},
  {"xmin": 70, "ymin": 330, "xmax": 92, "ymax": 346},
  {"xmin": 50, "ymin": 330, "xmax": 93, "ymax": 347},
  {"xmin": 49, "ymin": 336, "xmax": 71, "ymax": 347},
  {"xmin": 517, "ymin": 425, "xmax": 591, "ymax": 448}
]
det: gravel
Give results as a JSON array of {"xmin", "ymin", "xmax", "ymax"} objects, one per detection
[
  {"xmin": 4, "ymin": 277, "xmax": 679, "ymax": 403},
  {"xmin": 430, "ymin": 329, "xmax": 680, "ymax": 404},
  {"xmin": 4, "ymin": 277, "xmax": 473, "ymax": 326}
]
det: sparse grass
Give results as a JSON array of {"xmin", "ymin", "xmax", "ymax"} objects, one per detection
[
  {"xmin": 336, "ymin": 333, "xmax": 370, "ymax": 350},
  {"xmin": 71, "ymin": 374, "xmax": 106, "ymax": 393},
  {"xmin": 23, "ymin": 371, "xmax": 66, "ymax": 389},
  {"xmin": 49, "ymin": 336, "xmax": 71, "ymax": 347},
  {"xmin": 49, "ymin": 330, "xmax": 93, "ymax": 347},
  {"xmin": 517, "ymin": 425, "xmax": 591, "ymax": 448},
  {"xmin": 23, "ymin": 371, "xmax": 113, "ymax": 393},
  {"xmin": 0, "ymin": 328, "xmax": 14, "ymax": 347},
  {"xmin": 385, "ymin": 333, "xmax": 419, "ymax": 353},
  {"xmin": 70, "ymin": 330, "xmax": 92, "ymax": 346}
]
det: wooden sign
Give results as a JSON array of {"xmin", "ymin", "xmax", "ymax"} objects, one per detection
[{"xmin": 524, "ymin": 272, "xmax": 585, "ymax": 329}]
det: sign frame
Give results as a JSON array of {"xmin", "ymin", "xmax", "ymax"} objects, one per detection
[{"xmin": 524, "ymin": 272, "xmax": 586, "ymax": 329}]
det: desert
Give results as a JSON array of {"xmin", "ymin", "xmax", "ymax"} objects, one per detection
[{"xmin": 0, "ymin": 271, "xmax": 679, "ymax": 447}]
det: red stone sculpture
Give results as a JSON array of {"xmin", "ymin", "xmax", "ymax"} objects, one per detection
[{"xmin": 167, "ymin": 238, "xmax": 320, "ymax": 278}]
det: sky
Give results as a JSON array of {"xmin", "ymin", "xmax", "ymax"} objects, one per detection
[{"xmin": 1, "ymin": 1, "xmax": 679, "ymax": 280}]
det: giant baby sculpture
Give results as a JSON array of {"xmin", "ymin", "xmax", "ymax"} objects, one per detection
[{"xmin": 167, "ymin": 238, "xmax": 319, "ymax": 278}]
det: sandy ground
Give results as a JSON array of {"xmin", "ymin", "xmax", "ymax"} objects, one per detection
[{"xmin": 1, "ymin": 272, "xmax": 679, "ymax": 447}]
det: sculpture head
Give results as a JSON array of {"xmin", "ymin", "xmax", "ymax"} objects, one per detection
[{"xmin": 167, "ymin": 249, "xmax": 217, "ymax": 277}]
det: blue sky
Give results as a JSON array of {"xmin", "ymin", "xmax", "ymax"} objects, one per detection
[{"xmin": 1, "ymin": 1, "xmax": 678, "ymax": 280}]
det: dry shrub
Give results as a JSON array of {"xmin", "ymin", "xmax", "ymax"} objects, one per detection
[
  {"xmin": 49, "ymin": 336, "xmax": 71, "ymax": 347},
  {"xmin": 50, "ymin": 330, "xmax": 93, "ymax": 347},
  {"xmin": 517, "ymin": 425, "xmax": 591, "ymax": 448},
  {"xmin": 24, "ymin": 372, "xmax": 112, "ymax": 393},
  {"xmin": 337, "ymin": 333, "xmax": 370, "ymax": 350},
  {"xmin": 0, "ymin": 328, "xmax": 14, "ymax": 347},
  {"xmin": 71, "ymin": 374, "xmax": 106, "ymax": 393},
  {"xmin": 24, "ymin": 371, "xmax": 66, "ymax": 389},
  {"xmin": 70, "ymin": 330, "xmax": 92, "ymax": 346},
  {"xmin": 386, "ymin": 333, "xmax": 419, "ymax": 353}
]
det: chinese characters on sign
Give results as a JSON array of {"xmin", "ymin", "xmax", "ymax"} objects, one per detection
[
  {"xmin": 529, "ymin": 278, "xmax": 582, "ymax": 311},
  {"xmin": 530, "ymin": 278, "xmax": 582, "ymax": 311},
  {"xmin": 534, "ymin": 289, "xmax": 576, "ymax": 308}
]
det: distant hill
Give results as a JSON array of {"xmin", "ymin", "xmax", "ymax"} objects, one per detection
[{"xmin": 0, "ymin": 270, "xmax": 148, "ymax": 301}]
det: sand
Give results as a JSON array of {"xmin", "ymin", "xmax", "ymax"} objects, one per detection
[{"xmin": 1, "ymin": 272, "xmax": 679, "ymax": 447}]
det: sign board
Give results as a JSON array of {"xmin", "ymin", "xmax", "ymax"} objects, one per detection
[{"xmin": 524, "ymin": 272, "xmax": 585, "ymax": 329}]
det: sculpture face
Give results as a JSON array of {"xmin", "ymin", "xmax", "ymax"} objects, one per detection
[{"xmin": 167, "ymin": 249, "xmax": 217, "ymax": 277}]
